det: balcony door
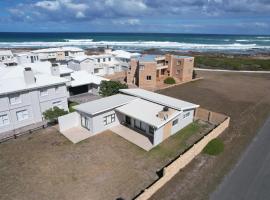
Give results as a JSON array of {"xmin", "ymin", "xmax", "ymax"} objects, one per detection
[{"xmin": 81, "ymin": 115, "xmax": 90, "ymax": 131}]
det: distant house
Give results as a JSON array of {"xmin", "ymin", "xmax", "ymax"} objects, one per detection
[
  {"xmin": 31, "ymin": 47, "xmax": 85, "ymax": 62},
  {"xmin": 58, "ymin": 89, "xmax": 199, "ymax": 150},
  {"xmin": 16, "ymin": 52, "xmax": 40, "ymax": 64},
  {"xmin": 0, "ymin": 50, "xmax": 17, "ymax": 66},
  {"xmin": 67, "ymin": 49, "xmax": 140, "ymax": 77},
  {"xmin": 0, "ymin": 65, "xmax": 69, "ymax": 136}
]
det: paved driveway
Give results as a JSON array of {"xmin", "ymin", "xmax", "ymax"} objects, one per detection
[{"xmin": 211, "ymin": 117, "xmax": 270, "ymax": 200}]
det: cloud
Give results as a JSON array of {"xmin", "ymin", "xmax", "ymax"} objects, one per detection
[
  {"xmin": 6, "ymin": 0, "xmax": 270, "ymax": 25},
  {"xmin": 112, "ymin": 18, "xmax": 141, "ymax": 25}
]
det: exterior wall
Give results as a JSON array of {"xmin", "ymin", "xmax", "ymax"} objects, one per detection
[
  {"xmin": 127, "ymin": 59, "xmax": 138, "ymax": 85},
  {"xmin": 56, "ymin": 52, "xmax": 65, "ymax": 61},
  {"xmin": 171, "ymin": 109, "xmax": 194, "ymax": 134},
  {"xmin": 58, "ymin": 112, "xmax": 80, "ymax": 132},
  {"xmin": 0, "ymin": 84, "xmax": 68, "ymax": 135},
  {"xmin": 91, "ymin": 109, "xmax": 120, "ymax": 134},
  {"xmin": 138, "ymin": 62, "xmax": 157, "ymax": 89},
  {"xmin": 67, "ymin": 61, "xmax": 81, "ymax": 71},
  {"xmin": 135, "ymin": 111, "xmax": 230, "ymax": 200}
]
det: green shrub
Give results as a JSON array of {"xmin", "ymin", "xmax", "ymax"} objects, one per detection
[
  {"xmin": 68, "ymin": 102, "xmax": 78, "ymax": 112},
  {"xmin": 164, "ymin": 77, "xmax": 176, "ymax": 84},
  {"xmin": 43, "ymin": 107, "xmax": 68, "ymax": 122},
  {"xmin": 99, "ymin": 80, "xmax": 128, "ymax": 97},
  {"xmin": 203, "ymin": 138, "xmax": 224, "ymax": 155}
]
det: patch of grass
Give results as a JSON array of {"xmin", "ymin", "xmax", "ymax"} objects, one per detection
[
  {"xmin": 150, "ymin": 121, "xmax": 201, "ymax": 159},
  {"xmin": 164, "ymin": 77, "xmax": 176, "ymax": 84},
  {"xmin": 203, "ymin": 138, "xmax": 224, "ymax": 156},
  {"xmin": 195, "ymin": 56, "xmax": 270, "ymax": 71}
]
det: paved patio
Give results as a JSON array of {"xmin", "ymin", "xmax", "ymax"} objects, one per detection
[
  {"xmin": 110, "ymin": 125, "xmax": 154, "ymax": 151},
  {"xmin": 61, "ymin": 126, "xmax": 94, "ymax": 144}
]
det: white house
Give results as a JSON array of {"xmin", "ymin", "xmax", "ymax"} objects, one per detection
[
  {"xmin": 16, "ymin": 52, "xmax": 40, "ymax": 64},
  {"xmin": 0, "ymin": 50, "xmax": 17, "ymax": 66},
  {"xmin": 58, "ymin": 89, "xmax": 199, "ymax": 150},
  {"xmin": 31, "ymin": 47, "xmax": 85, "ymax": 62},
  {"xmin": 67, "ymin": 49, "xmax": 140, "ymax": 76},
  {"xmin": 0, "ymin": 65, "xmax": 69, "ymax": 137}
]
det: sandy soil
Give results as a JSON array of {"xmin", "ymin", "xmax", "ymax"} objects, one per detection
[{"xmin": 150, "ymin": 71, "xmax": 270, "ymax": 200}]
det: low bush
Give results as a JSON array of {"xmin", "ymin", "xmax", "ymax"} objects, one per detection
[
  {"xmin": 203, "ymin": 138, "xmax": 224, "ymax": 155},
  {"xmin": 164, "ymin": 77, "xmax": 176, "ymax": 84},
  {"xmin": 68, "ymin": 102, "xmax": 78, "ymax": 112}
]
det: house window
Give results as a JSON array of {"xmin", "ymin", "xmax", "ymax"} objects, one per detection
[
  {"xmin": 146, "ymin": 75, "xmax": 152, "ymax": 80},
  {"xmin": 55, "ymin": 86, "xmax": 60, "ymax": 93},
  {"xmin": 65, "ymin": 51, "xmax": 69, "ymax": 56},
  {"xmin": 103, "ymin": 113, "xmax": 116, "ymax": 125},
  {"xmin": 40, "ymin": 88, "xmax": 48, "ymax": 96},
  {"xmin": 149, "ymin": 126, "xmax": 155, "ymax": 134},
  {"xmin": 16, "ymin": 110, "xmax": 29, "ymax": 121},
  {"xmin": 9, "ymin": 94, "xmax": 22, "ymax": 105},
  {"xmin": 0, "ymin": 114, "xmax": 9, "ymax": 126},
  {"xmin": 183, "ymin": 112, "xmax": 190, "ymax": 119},
  {"xmin": 177, "ymin": 61, "xmax": 181, "ymax": 65},
  {"xmin": 176, "ymin": 70, "xmax": 181, "ymax": 75},
  {"xmin": 103, "ymin": 58, "xmax": 106, "ymax": 62},
  {"xmin": 135, "ymin": 120, "xmax": 146, "ymax": 132},
  {"xmin": 97, "ymin": 58, "xmax": 100, "ymax": 63},
  {"xmin": 81, "ymin": 115, "xmax": 90, "ymax": 130},
  {"xmin": 52, "ymin": 101, "xmax": 63, "ymax": 109},
  {"xmin": 94, "ymin": 68, "xmax": 99, "ymax": 74},
  {"xmin": 108, "ymin": 57, "xmax": 111, "ymax": 62},
  {"xmin": 172, "ymin": 119, "xmax": 178, "ymax": 126}
]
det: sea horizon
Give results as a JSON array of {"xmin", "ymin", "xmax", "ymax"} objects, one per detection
[{"xmin": 0, "ymin": 32, "xmax": 270, "ymax": 53}]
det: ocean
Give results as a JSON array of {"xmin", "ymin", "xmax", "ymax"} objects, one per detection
[{"xmin": 0, "ymin": 32, "xmax": 270, "ymax": 53}]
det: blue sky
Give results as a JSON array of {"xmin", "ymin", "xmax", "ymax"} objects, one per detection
[{"xmin": 0, "ymin": 0, "xmax": 270, "ymax": 34}]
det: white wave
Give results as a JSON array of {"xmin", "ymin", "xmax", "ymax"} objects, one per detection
[
  {"xmin": 256, "ymin": 36, "xmax": 270, "ymax": 39},
  {"xmin": 64, "ymin": 39, "xmax": 93, "ymax": 42},
  {"xmin": 0, "ymin": 40, "xmax": 269, "ymax": 51},
  {"xmin": 236, "ymin": 39, "xmax": 249, "ymax": 42}
]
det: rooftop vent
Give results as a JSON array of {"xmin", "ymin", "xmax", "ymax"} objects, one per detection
[{"xmin": 163, "ymin": 106, "xmax": 169, "ymax": 112}]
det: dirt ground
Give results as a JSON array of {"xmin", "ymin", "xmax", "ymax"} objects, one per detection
[
  {"xmin": 0, "ymin": 119, "xmax": 211, "ymax": 200},
  {"xmin": 150, "ymin": 71, "xmax": 270, "ymax": 200}
]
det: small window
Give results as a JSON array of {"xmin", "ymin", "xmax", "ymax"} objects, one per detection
[
  {"xmin": 16, "ymin": 110, "xmax": 29, "ymax": 121},
  {"xmin": 172, "ymin": 119, "xmax": 178, "ymax": 126},
  {"xmin": 146, "ymin": 75, "xmax": 152, "ymax": 80},
  {"xmin": 176, "ymin": 70, "xmax": 181, "ymax": 75},
  {"xmin": 103, "ymin": 58, "xmax": 106, "ymax": 62},
  {"xmin": 40, "ymin": 89, "xmax": 48, "ymax": 96},
  {"xmin": 0, "ymin": 114, "xmax": 9, "ymax": 126},
  {"xmin": 103, "ymin": 114, "xmax": 116, "ymax": 125},
  {"xmin": 149, "ymin": 126, "xmax": 155, "ymax": 134},
  {"xmin": 97, "ymin": 58, "xmax": 100, "ymax": 63},
  {"xmin": 9, "ymin": 94, "xmax": 22, "ymax": 105},
  {"xmin": 183, "ymin": 112, "xmax": 190, "ymax": 119},
  {"xmin": 94, "ymin": 68, "xmax": 99, "ymax": 74},
  {"xmin": 108, "ymin": 57, "xmax": 111, "ymax": 62},
  {"xmin": 65, "ymin": 51, "xmax": 69, "ymax": 56},
  {"xmin": 55, "ymin": 86, "xmax": 60, "ymax": 93},
  {"xmin": 177, "ymin": 61, "xmax": 181, "ymax": 65}
]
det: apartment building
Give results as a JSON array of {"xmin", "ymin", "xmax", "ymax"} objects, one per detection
[
  {"xmin": 0, "ymin": 50, "xmax": 17, "ymax": 66},
  {"xmin": 127, "ymin": 54, "xmax": 194, "ymax": 89},
  {"xmin": 0, "ymin": 66, "xmax": 69, "ymax": 136},
  {"xmin": 16, "ymin": 52, "xmax": 40, "ymax": 64}
]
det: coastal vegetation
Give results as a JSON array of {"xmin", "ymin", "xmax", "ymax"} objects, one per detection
[
  {"xmin": 99, "ymin": 80, "xmax": 128, "ymax": 97},
  {"xmin": 195, "ymin": 55, "xmax": 270, "ymax": 71},
  {"xmin": 164, "ymin": 77, "xmax": 176, "ymax": 84}
]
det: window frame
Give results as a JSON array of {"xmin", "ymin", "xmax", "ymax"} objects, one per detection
[
  {"xmin": 172, "ymin": 119, "xmax": 179, "ymax": 126},
  {"xmin": 0, "ymin": 114, "xmax": 9, "ymax": 126},
  {"xmin": 103, "ymin": 113, "xmax": 116, "ymax": 126},
  {"xmin": 9, "ymin": 94, "xmax": 22, "ymax": 105},
  {"xmin": 16, "ymin": 110, "xmax": 29, "ymax": 121},
  {"xmin": 146, "ymin": 75, "xmax": 152, "ymax": 80}
]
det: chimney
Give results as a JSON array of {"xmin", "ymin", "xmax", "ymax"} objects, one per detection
[
  {"xmin": 51, "ymin": 63, "xmax": 60, "ymax": 76},
  {"xmin": 23, "ymin": 67, "xmax": 35, "ymax": 85}
]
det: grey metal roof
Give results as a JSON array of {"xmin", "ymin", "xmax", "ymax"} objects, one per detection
[
  {"xmin": 74, "ymin": 94, "xmax": 138, "ymax": 116},
  {"xmin": 119, "ymin": 89, "xmax": 199, "ymax": 111}
]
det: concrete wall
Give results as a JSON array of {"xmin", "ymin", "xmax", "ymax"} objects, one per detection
[
  {"xmin": 58, "ymin": 112, "xmax": 80, "ymax": 132},
  {"xmin": 135, "ymin": 110, "xmax": 230, "ymax": 200}
]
